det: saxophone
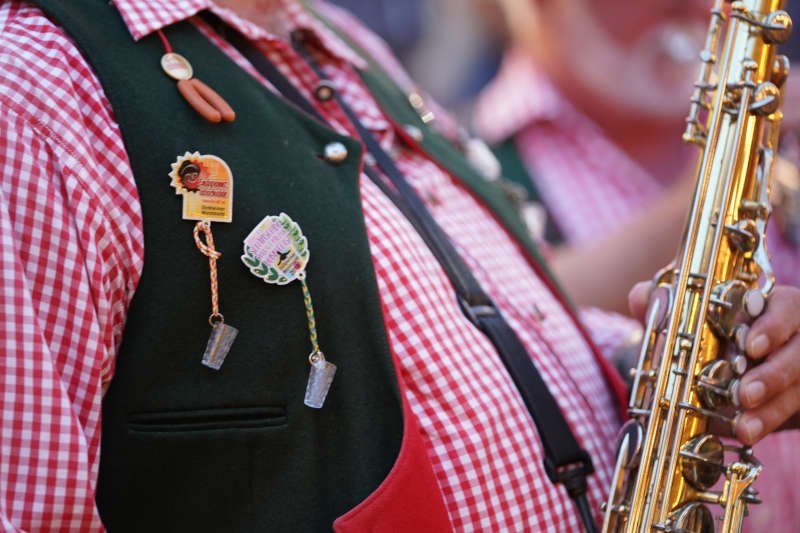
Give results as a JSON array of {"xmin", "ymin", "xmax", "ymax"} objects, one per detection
[{"xmin": 602, "ymin": 1, "xmax": 791, "ymax": 531}]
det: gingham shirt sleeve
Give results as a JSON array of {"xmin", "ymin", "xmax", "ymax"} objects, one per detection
[
  {"xmin": 0, "ymin": 5, "xmax": 141, "ymax": 529},
  {"xmin": 579, "ymin": 306, "xmax": 643, "ymax": 363},
  {"xmin": 0, "ymin": 110, "xmax": 105, "ymax": 531}
]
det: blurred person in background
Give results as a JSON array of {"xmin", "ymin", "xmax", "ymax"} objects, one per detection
[
  {"xmin": 330, "ymin": 0, "xmax": 507, "ymax": 120},
  {"xmin": 327, "ymin": 0, "xmax": 425, "ymax": 58},
  {"xmin": 473, "ymin": 0, "xmax": 800, "ymax": 529}
]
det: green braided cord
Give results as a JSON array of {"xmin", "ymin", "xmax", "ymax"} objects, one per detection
[{"xmin": 300, "ymin": 278, "xmax": 320, "ymax": 355}]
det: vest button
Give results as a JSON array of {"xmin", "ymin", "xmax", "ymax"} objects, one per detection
[
  {"xmin": 403, "ymin": 124, "xmax": 424, "ymax": 142},
  {"xmin": 324, "ymin": 142, "xmax": 348, "ymax": 164},
  {"xmin": 314, "ymin": 80, "xmax": 336, "ymax": 101}
]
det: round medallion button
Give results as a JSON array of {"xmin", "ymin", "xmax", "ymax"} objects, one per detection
[
  {"xmin": 324, "ymin": 142, "xmax": 348, "ymax": 164},
  {"xmin": 314, "ymin": 80, "xmax": 336, "ymax": 101},
  {"xmin": 160, "ymin": 52, "xmax": 194, "ymax": 81}
]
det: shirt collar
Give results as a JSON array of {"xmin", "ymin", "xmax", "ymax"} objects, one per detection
[
  {"xmin": 111, "ymin": 0, "xmax": 367, "ymax": 68},
  {"xmin": 472, "ymin": 47, "xmax": 566, "ymax": 144}
]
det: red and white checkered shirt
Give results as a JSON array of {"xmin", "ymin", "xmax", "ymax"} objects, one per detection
[
  {"xmin": 0, "ymin": 2, "xmax": 621, "ymax": 531},
  {"xmin": 474, "ymin": 47, "xmax": 800, "ymax": 532}
]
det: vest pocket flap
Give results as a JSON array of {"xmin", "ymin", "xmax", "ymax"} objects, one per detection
[{"xmin": 128, "ymin": 405, "xmax": 287, "ymax": 432}]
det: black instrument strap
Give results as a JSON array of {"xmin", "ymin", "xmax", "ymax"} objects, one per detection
[{"xmin": 215, "ymin": 20, "xmax": 598, "ymax": 532}]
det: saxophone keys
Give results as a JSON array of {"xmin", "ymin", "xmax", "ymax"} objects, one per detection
[
  {"xmin": 667, "ymin": 502, "xmax": 715, "ymax": 533},
  {"xmin": 731, "ymin": 380, "xmax": 742, "ymax": 407},
  {"xmin": 743, "ymin": 288, "xmax": 766, "ymax": 317},
  {"xmin": 762, "ymin": 10, "xmax": 793, "ymax": 45},
  {"xmin": 723, "ymin": 219, "xmax": 759, "ymax": 253},
  {"xmin": 739, "ymin": 199, "xmax": 769, "ymax": 219},
  {"xmin": 743, "ymin": 488, "xmax": 762, "ymax": 505},
  {"xmin": 708, "ymin": 280, "xmax": 749, "ymax": 335},
  {"xmin": 708, "ymin": 280, "xmax": 766, "ymax": 340},
  {"xmin": 771, "ymin": 55, "xmax": 791, "ymax": 87},
  {"xmin": 697, "ymin": 361, "xmax": 734, "ymax": 401},
  {"xmin": 680, "ymin": 434, "xmax": 726, "ymax": 490},
  {"xmin": 613, "ymin": 420, "xmax": 645, "ymax": 469},
  {"xmin": 731, "ymin": 354, "xmax": 748, "ymax": 376},
  {"xmin": 732, "ymin": 324, "xmax": 750, "ymax": 353},
  {"xmin": 678, "ymin": 401, "xmax": 736, "ymax": 427},
  {"xmin": 749, "ymin": 82, "xmax": 782, "ymax": 116},
  {"xmin": 599, "ymin": 502, "xmax": 629, "ymax": 515}
]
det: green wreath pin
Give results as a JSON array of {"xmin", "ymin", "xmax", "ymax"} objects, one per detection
[{"xmin": 242, "ymin": 212, "xmax": 310, "ymax": 285}]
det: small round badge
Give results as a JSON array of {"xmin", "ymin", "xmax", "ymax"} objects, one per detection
[{"xmin": 161, "ymin": 52, "xmax": 194, "ymax": 81}]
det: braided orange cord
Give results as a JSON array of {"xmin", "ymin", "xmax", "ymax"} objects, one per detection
[{"xmin": 193, "ymin": 221, "xmax": 223, "ymax": 323}]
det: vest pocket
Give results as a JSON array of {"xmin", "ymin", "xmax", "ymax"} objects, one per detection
[{"xmin": 128, "ymin": 405, "xmax": 287, "ymax": 432}]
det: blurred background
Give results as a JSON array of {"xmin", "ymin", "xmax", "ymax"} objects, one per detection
[
  {"xmin": 330, "ymin": 0, "xmax": 507, "ymax": 122},
  {"xmin": 330, "ymin": 0, "xmax": 800, "ymax": 125}
]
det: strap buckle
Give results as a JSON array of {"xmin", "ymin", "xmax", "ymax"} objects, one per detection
[
  {"xmin": 543, "ymin": 452, "xmax": 595, "ymax": 497},
  {"xmin": 457, "ymin": 294, "xmax": 498, "ymax": 324}
]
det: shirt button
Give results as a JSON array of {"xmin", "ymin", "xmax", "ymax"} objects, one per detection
[
  {"xmin": 314, "ymin": 80, "xmax": 336, "ymax": 102},
  {"xmin": 403, "ymin": 124, "xmax": 424, "ymax": 142},
  {"xmin": 324, "ymin": 142, "xmax": 348, "ymax": 164}
]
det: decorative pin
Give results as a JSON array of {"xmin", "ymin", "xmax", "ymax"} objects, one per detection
[
  {"xmin": 157, "ymin": 30, "xmax": 235, "ymax": 123},
  {"xmin": 408, "ymin": 89, "xmax": 436, "ymax": 123},
  {"xmin": 169, "ymin": 152, "xmax": 234, "ymax": 222},
  {"xmin": 241, "ymin": 213, "xmax": 336, "ymax": 408},
  {"xmin": 169, "ymin": 153, "xmax": 238, "ymax": 369}
]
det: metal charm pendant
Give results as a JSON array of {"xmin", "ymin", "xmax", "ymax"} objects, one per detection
[
  {"xmin": 304, "ymin": 352, "xmax": 337, "ymax": 409},
  {"xmin": 202, "ymin": 321, "xmax": 239, "ymax": 370}
]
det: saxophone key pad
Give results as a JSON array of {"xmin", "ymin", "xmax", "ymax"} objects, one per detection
[{"xmin": 743, "ymin": 288, "xmax": 766, "ymax": 317}]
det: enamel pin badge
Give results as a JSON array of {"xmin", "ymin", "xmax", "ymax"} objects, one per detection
[
  {"xmin": 169, "ymin": 153, "xmax": 238, "ymax": 370},
  {"xmin": 169, "ymin": 152, "xmax": 234, "ymax": 222},
  {"xmin": 242, "ymin": 213, "xmax": 337, "ymax": 409}
]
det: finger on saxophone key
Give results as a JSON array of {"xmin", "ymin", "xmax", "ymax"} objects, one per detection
[
  {"xmin": 745, "ymin": 285, "xmax": 800, "ymax": 359},
  {"xmin": 628, "ymin": 281, "xmax": 651, "ymax": 321},
  {"xmin": 736, "ymin": 379, "xmax": 800, "ymax": 445}
]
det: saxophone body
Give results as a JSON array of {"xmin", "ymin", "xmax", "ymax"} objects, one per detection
[{"xmin": 602, "ymin": 2, "xmax": 791, "ymax": 531}]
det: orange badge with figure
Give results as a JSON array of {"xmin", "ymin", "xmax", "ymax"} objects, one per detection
[{"xmin": 169, "ymin": 152, "xmax": 234, "ymax": 223}]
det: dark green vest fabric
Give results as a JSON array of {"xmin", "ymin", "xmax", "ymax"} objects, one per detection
[
  {"xmin": 493, "ymin": 138, "xmax": 566, "ymax": 245},
  {"xmin": 29, "ymin": 1, "xmax": 573, "ymax": 531},
  {"xmin": 494, "ymin": 138, "xmax": 538, "ymax": 199}
]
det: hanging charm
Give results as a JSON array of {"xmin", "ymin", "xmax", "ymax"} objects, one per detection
[
  {"xmin": 157, "ymin": 30, "xmax": 235, "ymax": 123},
  {"xmin": 195, "ymin": 221, "xmax": 239, "ymax": 369},
  {"xmin": 241, "ymin": 213, "xmax": 337, "ymax": 408},
  {"xmin": 169, "ymin": 153, "xmax": 238, "ymax": 369}
]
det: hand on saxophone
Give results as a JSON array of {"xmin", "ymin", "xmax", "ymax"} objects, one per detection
[{"xmin": 629, "ymin": 282, "xmax": 800, "ymax": 445}]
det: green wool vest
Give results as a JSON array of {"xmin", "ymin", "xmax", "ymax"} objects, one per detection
[
  {"xmin": 492, "ymin": 138, "xmax": 566, "ymax": 245},
  {"xmin": 29, "ymin": 1, "xmax": 598, "ymax": 531}
]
